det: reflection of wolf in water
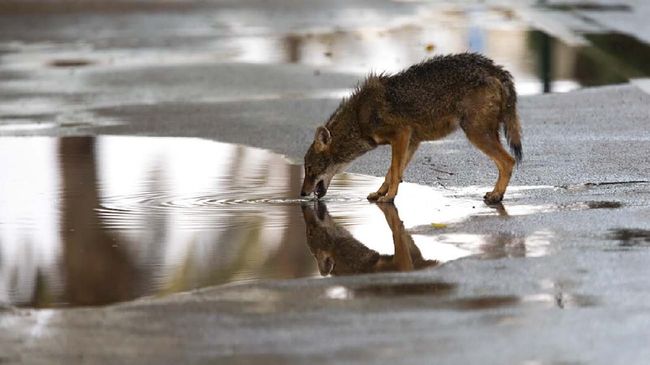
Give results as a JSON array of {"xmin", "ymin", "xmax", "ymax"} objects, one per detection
[{"xmin": 301, "ymin": 202, "xmax": 439, "ymax": 276}]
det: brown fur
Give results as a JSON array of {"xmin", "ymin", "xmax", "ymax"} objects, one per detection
[
  {"xmin": 301, "ymin": 202, "xmax": 438, "ymax": 276},
  {"xmin": 301, "ymin": 53, "xmax": 523, "ymax": 203}
]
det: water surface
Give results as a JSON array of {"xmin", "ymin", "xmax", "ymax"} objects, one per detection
[{"xmin": 0, "ymin": 136, "xmax": 557, "ymax": 308}]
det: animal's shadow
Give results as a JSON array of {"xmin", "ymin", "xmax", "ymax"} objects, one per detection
[{"xmin": 301, "ymin": 202, "xmax": 439, "ymax": 276}]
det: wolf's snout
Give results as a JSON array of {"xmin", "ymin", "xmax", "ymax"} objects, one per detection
[
  {"xmin": 301, "ymin": 176, "xmax": 328, "ymax": 199},
  {"xmin": 315, "ymin": 180, "xmax": 327, "ymax": 198},
  {"xmin": 301, "ymin": 177, "xmax": 314, "ymax": 197},
  {"xmin": 318, "ymin": 255, "xmax": 335, "ymax": 276}
]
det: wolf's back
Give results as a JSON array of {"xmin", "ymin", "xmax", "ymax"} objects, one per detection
[{"xmin": 385, "ymin": 53, "xmax": 522, "ymax": 162}]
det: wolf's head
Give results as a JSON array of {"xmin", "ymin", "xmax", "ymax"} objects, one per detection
[
  {"xmin": 301, "ymin": 201, "xmax": 385, "ymax": 276},
  {"xmin": 301, "ymin": 78, "xmax": 384, "ymax": 198},
  {"xmin": 301, "ymin": 126, "xmax": 346, "ymax": 198}
]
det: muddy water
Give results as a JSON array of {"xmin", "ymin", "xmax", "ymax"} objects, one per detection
[{"xmin": 0, "ymin": 136, "xmax": 552, "ymax": 308}]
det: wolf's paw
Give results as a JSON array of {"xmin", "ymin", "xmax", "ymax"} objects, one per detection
[
  {"xmin": 376, "ymin": 195, "xmax": 395, "ymax": 203},
  {"xmin": 367, "ymin": 191, "xmax": 384, "ymax": 201},
  {"xmin": 483, "ymin": 192, "xmax": 503, "ymax": 204}
]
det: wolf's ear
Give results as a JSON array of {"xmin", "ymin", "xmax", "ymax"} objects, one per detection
[{"xmin": 314, "ymin": 126, "xmax": 331, "ymax": 151}]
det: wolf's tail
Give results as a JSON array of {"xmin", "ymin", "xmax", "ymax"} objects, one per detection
[{"xmin": 498, "ymin": 71, "xmax": 523, "ymax": 165}]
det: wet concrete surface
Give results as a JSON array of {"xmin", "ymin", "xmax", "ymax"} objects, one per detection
[{"xmin": 1, "ymin": 0, "xmax": 650, "ymax": 364}]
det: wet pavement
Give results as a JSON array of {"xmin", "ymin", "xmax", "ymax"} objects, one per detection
[
  {"xmin": 2, "ymin": 0, "xmax": 650, "ymax": 136},
  {"xmin": 1, "ymin": 0, "xmax": 650, "ymax": 364}
]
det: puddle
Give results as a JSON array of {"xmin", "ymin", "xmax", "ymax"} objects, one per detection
[
  {"xmin": 48, "ymin": 59, "xmax": 94, "ymax": 68},
  {"xmin": 543, "ymin": 3, "xmax": 632, "ymax": 12},
  {"xmin": 609, "ymin": 228, "xmax": 650, "ymax": 248},
  {"xmin": 559, "ymin": 201, "xmax": 623, "ymax": 210},
  {"xmin": 322, "ymin": 284, "xmax": 595, "ymax": 310},
  {"xmin": 324, "ymin": 282, "xmax": 457, "ymax": 299},
  {"xmin": 583, "ymin": 201, "xmax": 623, "ymax": 209},
  {"xmin": 0, "ymin": 136, "xmax": 576, "ymax": 308},
  {"xmin": 208, "ymin": 8, "xmax": 650, "ymax": 94},
  {"xmin": 324, "ymin": 284, "xmax": 521, "ymax": 311},
  {"xmin": 559, "ymin": 180, "xmax": 650, "ymax": 192},
  {"xmin": 445, "ymin": 295, "xmax": 520, "ymax": 311},
  {"xmin": 435, "ymin": 230, "xmax": 555, "ymax": 259},
  {"xmin": 522, "ymin": 293, "xmax": 598, "ymax": 309},
  {"xmin": 3, "ymin": 135, "xmax": 492, "ymax": 308}
]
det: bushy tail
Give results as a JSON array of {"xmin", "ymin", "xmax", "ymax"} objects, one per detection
[{"xmin": 499, "ymin": 72, "xmax": 523, "ymax": 165}]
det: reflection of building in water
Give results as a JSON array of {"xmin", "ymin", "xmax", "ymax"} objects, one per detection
[
  {"xmin": 59, "ymin": 137, "xmax": 137, "ymax": 306},
  {"xmin": 215, "ymin": 4, "xmax": 649, "ymax": 93},
  {"xmin": 0, "ymin": 138, "xmax": 61, "ymax": 306},
  {"xmin": 221, "ymin": 6, "xmax": 581, "ymax": 95},
  {"xmin": 0, "ymin": 137, "xmax": 316, "ymax": 307},
  {"xmin": 94, "ymin": 137, "xmax": 316, "ymax": 303}
]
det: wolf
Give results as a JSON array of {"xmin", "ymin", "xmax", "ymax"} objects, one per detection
[
  {"xmin": 300, "ymin": 53, "xmax": 522, "ymax": 203},
  {"xmin": 301, "ymin": 201, "xmax": 438, "ymax": 276}
]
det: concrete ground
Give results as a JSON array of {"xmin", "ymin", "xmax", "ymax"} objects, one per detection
[{"xmin": 1, "ymin": 0, "xmax": 650, "ymax": 364}]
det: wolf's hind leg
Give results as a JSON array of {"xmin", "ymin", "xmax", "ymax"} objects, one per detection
[{"xmin": 464, "ymin": 127, "xmax": 515, "ymax": 203}]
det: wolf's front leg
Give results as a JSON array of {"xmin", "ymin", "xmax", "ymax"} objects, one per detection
[
  {"xmin": 367, "ymin": 171, "xmax": 391, "ymax": 201},
  {"xmin": 377, "ymin": 128, "xmax": 413, "ymax": 203},
  {"xmin": 376, "ymin": 203, "xmax": 415, "ymax": 271}
]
